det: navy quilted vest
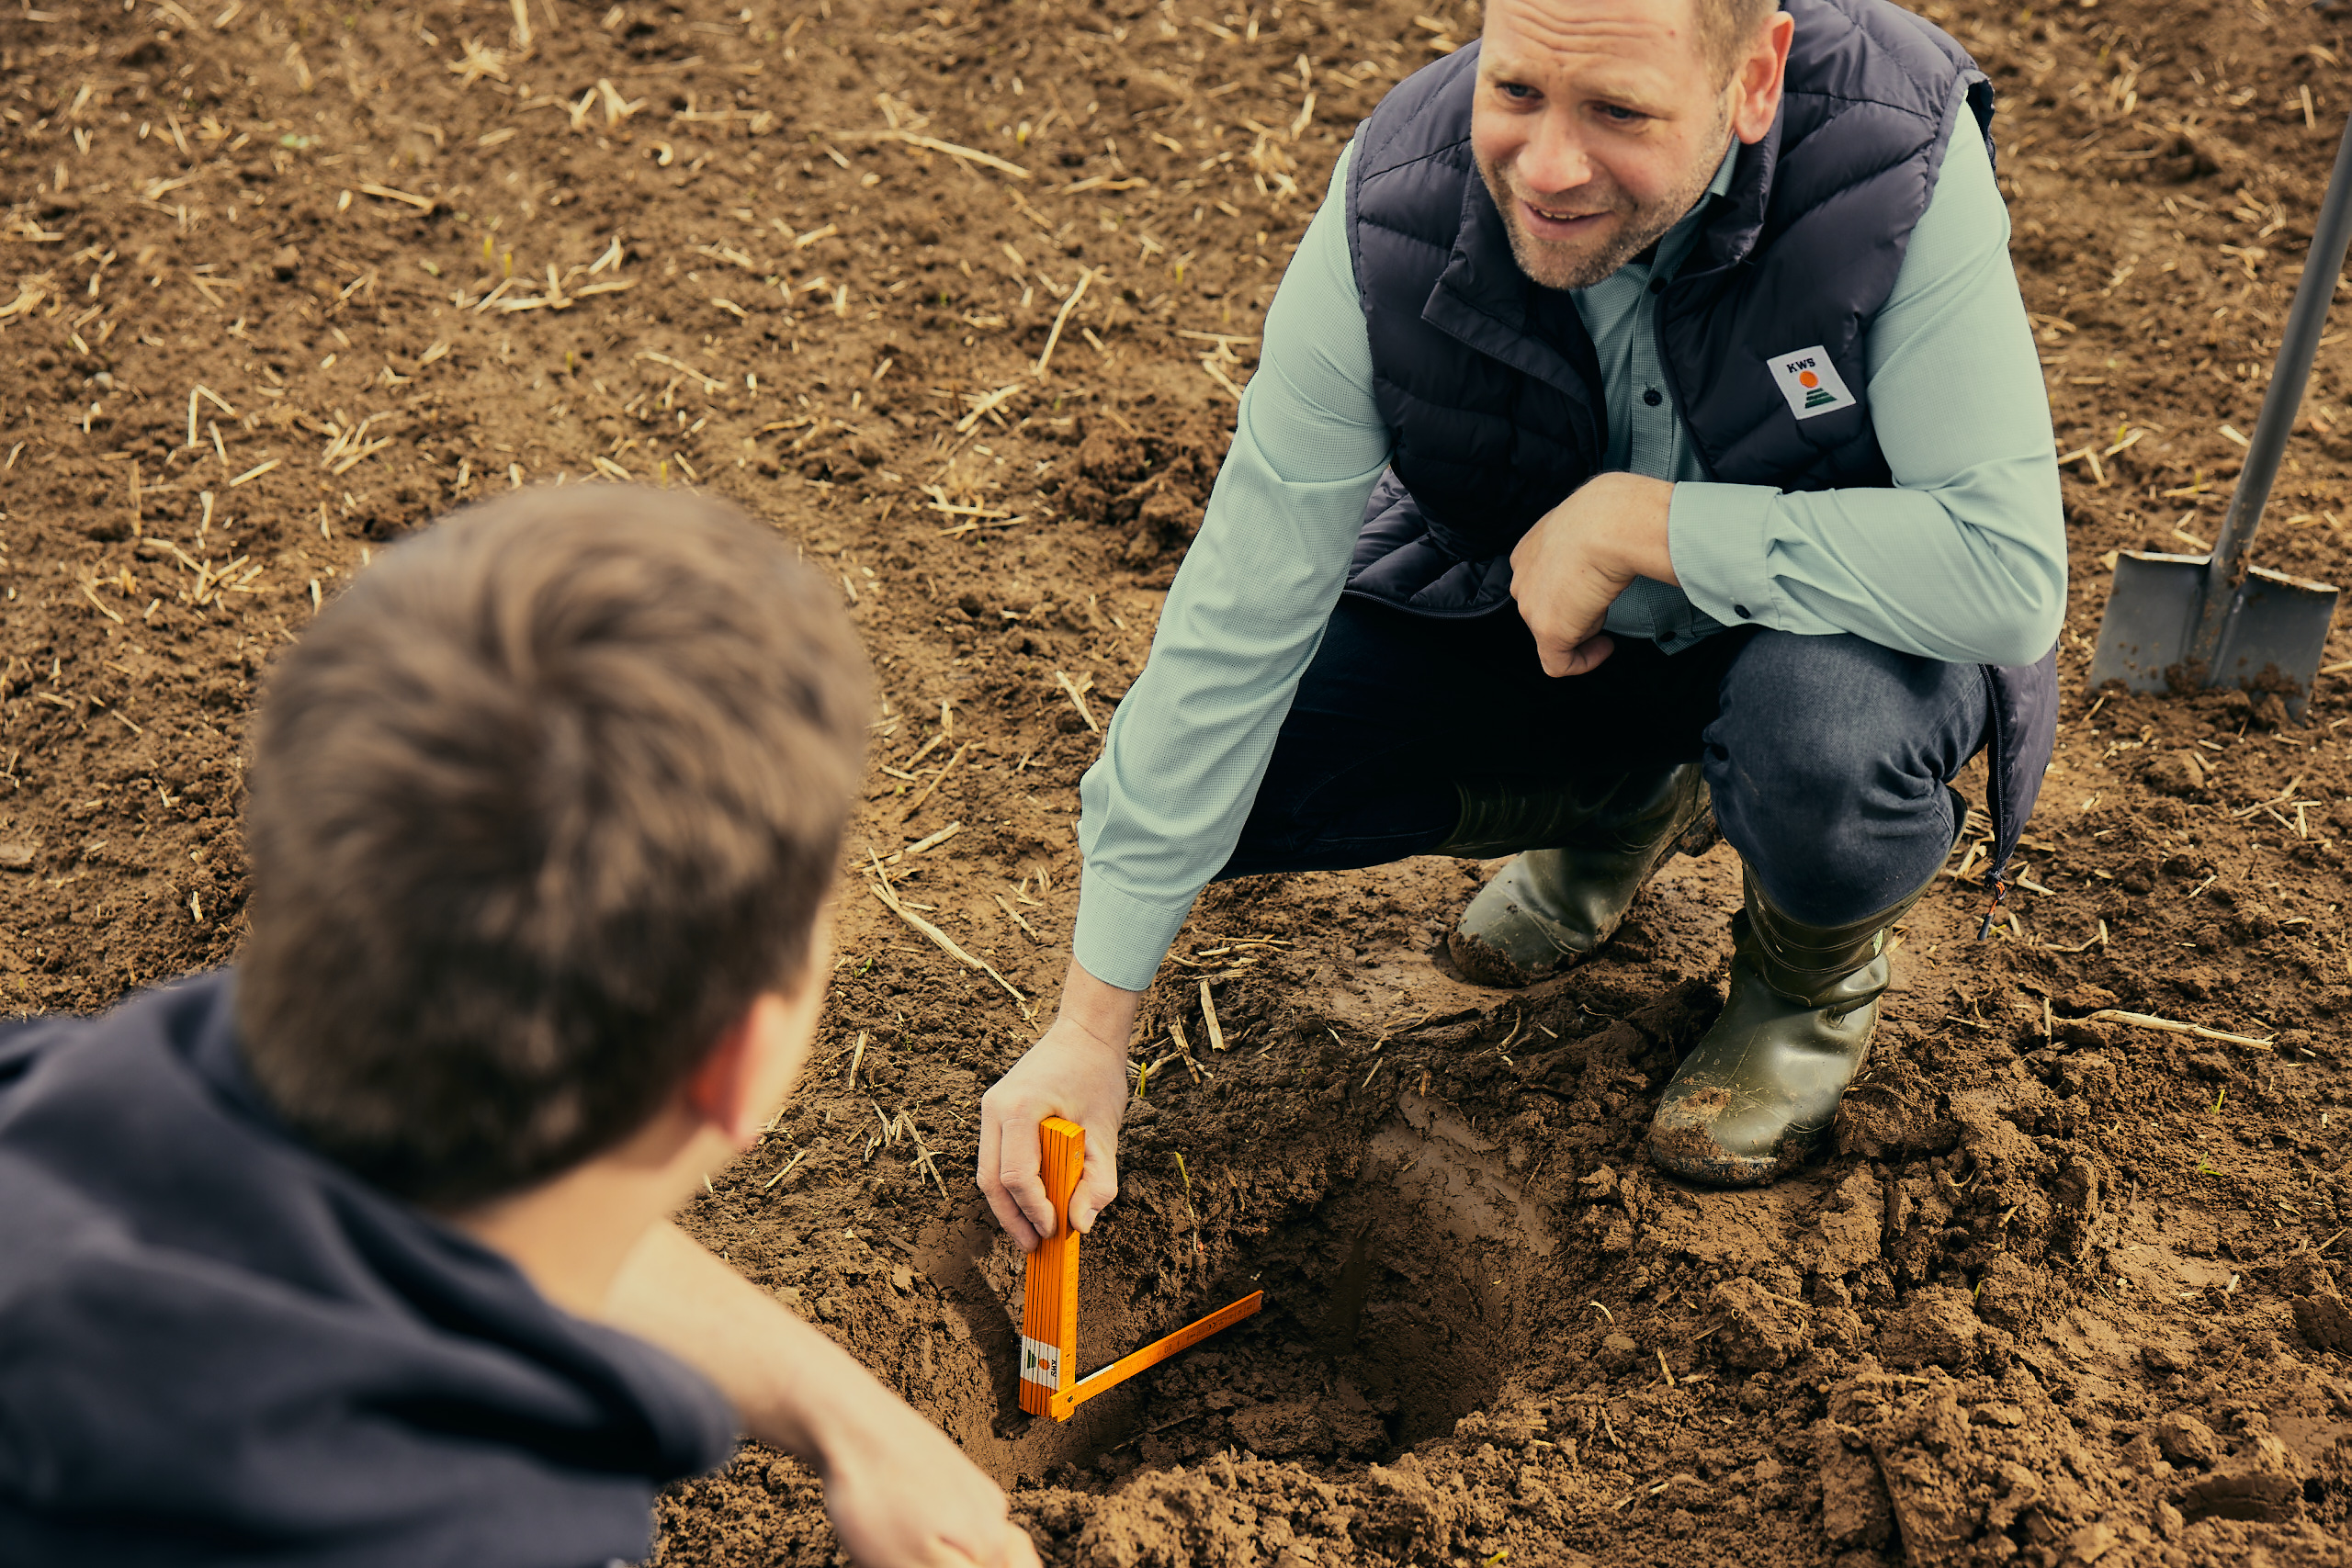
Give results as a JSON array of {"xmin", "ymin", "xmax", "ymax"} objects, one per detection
[{"xmin": 1339, "ymin": 0, "xmax": 2056, "ymax": 887}]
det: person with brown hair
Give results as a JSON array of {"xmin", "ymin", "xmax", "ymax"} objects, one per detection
[{"xmin": 0, "ymin": 488, "xmax": 1038, "ymax": 1568}]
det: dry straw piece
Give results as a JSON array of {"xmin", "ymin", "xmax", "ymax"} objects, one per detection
[
  {"xmin": 865, "ymin": 863, "xmax": 1031, "ymax": 1019},
  {"xmin": 2084, "ymin": 1008, "xmax": 2275, "ymax": 1050}
]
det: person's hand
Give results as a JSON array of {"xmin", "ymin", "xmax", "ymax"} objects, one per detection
[
  {"xmin": 1508, "ymin": 472, "xmax": 1678, "ymax": 677},
  {"xmin": 813, "ymin": 1382, "xmax": 1043, "ymax": 1568},
  {"xmin": 978, "ymin": 960, "xmax": 1140, "ymax": 1250},
  {"xmin": 601, "ymin": 1225, "xmax": 1039, "ymax": 1566}
]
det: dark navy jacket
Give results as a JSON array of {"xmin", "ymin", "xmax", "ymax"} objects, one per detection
[
  {"xmin": 1338, "ymin": 0, "xmax": 2056, "ymax": 886},
  {"xmin": 0, "ymin": 973, "xmax": 737, "ymax": 1567}
]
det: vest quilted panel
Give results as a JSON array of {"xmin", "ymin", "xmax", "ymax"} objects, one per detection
[
  {"xmin": 1346, "ymin": 0, "xmax": 1991, "ymax": 613},
  {"xmin": 1335, "ymin": 0, "xmax": 2052, "ymax": 886}
]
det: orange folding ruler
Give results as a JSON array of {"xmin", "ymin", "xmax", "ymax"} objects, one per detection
[{"xmin": 1018, "ymin": 1117, "xmax": 1264, "ymax": 1421}]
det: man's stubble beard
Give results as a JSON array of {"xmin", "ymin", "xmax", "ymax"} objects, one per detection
[{"xmin": 1478, "ymin": 109, "xmax": 1733, "ymax": 292}]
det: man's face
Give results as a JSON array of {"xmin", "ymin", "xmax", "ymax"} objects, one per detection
[{"xmin": 1472, "ymin": 0, "xmax": 1740, "ymax": 291}]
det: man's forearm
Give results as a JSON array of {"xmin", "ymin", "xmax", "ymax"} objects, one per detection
[
  {"xmin": 1054, "ymin": 956, "xmax": 1144, "ymax": 1056},
  {"xmin": 1668, "ymin": 478, "xmax": 2064, "ymax": 665},
  {"xmin": 605, "ymin": 1224, "xmax": 1043, "ymax": 1568},
  {"xmin": 602, "ymin": 1220, "xmax": 878, "ymax": 1459},
  {"xmin": 1069, "ymin": 150, "xmax": 1389, "ymax": 995}
]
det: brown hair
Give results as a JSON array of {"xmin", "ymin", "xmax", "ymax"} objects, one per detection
[{"xmin": 237, "ymin": 486, "xmax": 868, "ymax": 1210}]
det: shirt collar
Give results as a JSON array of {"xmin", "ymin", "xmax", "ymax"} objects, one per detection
[
  {"xmin": 1647, "ymin": 136, "xmax": 1740, "ymax": 283},
  {"xmin": 1703, "ymin": 133, "xmax": 1740, "ymax": 201}
]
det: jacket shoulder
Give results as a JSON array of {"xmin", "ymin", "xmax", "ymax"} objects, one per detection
[
  {"xmin": 1782, "ymin": 0, "xmax": 1982, "ymax": 119},
  {"xmin": 1351, "ymin": 42, "xmax": 1482, "ymax": 204},
  {"xmin": 1346, "ymin": 46, "xmax": 1486, "ymax": 304}
]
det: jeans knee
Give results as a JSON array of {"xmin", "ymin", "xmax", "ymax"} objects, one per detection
[
  {"xmin": 1707, "ymin": 634, "xmax": 1963, "ymax": 856},
  {"xmin": 1711, "ymin": 723, "xmax": 1880, "ymax": 855}
]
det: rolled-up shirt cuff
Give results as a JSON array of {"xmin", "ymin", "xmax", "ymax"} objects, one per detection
[
  {"xmin": 1071, "ymin": 864, "xmax": 1198, "ymax": 993},
  {"xmin": 1667, "ymin": 480, "xmax": 1783, "ymax": 631}
]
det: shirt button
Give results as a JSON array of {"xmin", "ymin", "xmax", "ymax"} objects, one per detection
[
  {"xmin": 1642, "ymin": 387, "xmax": 1663, "ymax": 407},
  {"xmin": 1734, "ymin": 604, "xmax": 1752, "ymax": 619}
]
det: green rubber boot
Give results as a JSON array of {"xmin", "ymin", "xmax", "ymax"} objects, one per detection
[
  {"xmin": 1442, "ymin": 762, "xmax": 1712, "ymax": 988},
  {"xmin": 1645, "ymin": 852, "xmax": 1943, "ymax": 1186}
]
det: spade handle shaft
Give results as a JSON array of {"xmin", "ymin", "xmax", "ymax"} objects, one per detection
[{"xmin": 2192, "ymin": 109, "xmax": 2352, "ymax": 668}]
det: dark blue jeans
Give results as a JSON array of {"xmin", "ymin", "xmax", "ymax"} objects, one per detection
[{"xmin": 1215, "ymin": 597, "xmax": 1990, "ymax": 926}]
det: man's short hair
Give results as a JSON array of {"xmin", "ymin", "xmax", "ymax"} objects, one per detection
[
  {"xmin": 237, "ymin": 487, "xmax": 868, "ymax": 1210},
  {"xmin": 1700, "ymin": 0, "xmax": 1779, "ymax": 84}
]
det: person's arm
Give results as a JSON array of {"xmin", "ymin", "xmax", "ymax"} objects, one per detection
[
  {"xmin": 601, "ymin": 1223, "xmax": 1039, "ymax": 1568},
  {"xmin": 978, "ymin": 145, "xmax": 1391, "ymax": 1247},
  {"xmin": 1071, "ymin": 145, "xmax": 1390, "ymax": 990},
  {"xmin": 1668, "ymin": 112, "xmax": 2067, "ymax": 666}
]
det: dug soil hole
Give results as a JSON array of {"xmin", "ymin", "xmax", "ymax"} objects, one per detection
[{"xmin": 916, "ymin": 1089, "xmax": 1563, "ymax": 1487}]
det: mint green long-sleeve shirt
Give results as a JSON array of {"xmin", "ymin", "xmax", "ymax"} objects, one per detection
[{"xmin": 1074, "ymin": 117, "xmax": 2064, "ymax": 992}]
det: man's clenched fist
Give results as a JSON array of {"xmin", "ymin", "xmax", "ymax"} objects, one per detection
[{"xmin": 1508, "ymin": 471, "xmax": 1680, "ymax": 678}]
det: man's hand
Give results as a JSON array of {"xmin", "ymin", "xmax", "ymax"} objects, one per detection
[
  {"xmin": 604, "ymin": 1224, "xmax": 1040, "ymax": 1568},
  {"xmin": 808, "ymin": 1374, "xmax": 1043, "ymax": 1568},
  {"xmin": 1508, "ymin": 472, "xmax": 1679, "ymax": 677},
  {"xmin": 978, "ymin": 959, "xmax": 1140, "ymax": 1250}
]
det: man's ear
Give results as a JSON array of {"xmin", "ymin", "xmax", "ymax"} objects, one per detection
[
  {"xmin": 682, "ymin": 991, "xmax": 810, "ymax": 1147},
  {"xmin": 1731, "ymin": 11, "xmax": 1794, "ymax": 145},
  {"xmin": 683, "ymin": 1002, "xmax": 770, "ymax": 1147},
  {"xmin": 682, "ymin": 932, "xmax": 831, "ymax": 1147}
]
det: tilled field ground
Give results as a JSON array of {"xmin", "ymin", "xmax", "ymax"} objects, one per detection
[{"xmin": 12, "ymin": 0, "xmax": 2352, "ymax": 1562}]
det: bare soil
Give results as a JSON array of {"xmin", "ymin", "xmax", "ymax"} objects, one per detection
[{"xmin": 12, "ymin": 0, "xmax": 2352, "ymax": 1563}]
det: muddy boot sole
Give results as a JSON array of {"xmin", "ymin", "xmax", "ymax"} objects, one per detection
[
  {"xmin": 1646, "ymin": 1085, "xmax": 1840, "ymax": 1186},
  {"xmin": 1445, "ymin": 924, "xmax": 1550, "ymax": 988},
  {"xmin": 1447, "ymin": 768, "xmax": 1713, "ymax": 991}
]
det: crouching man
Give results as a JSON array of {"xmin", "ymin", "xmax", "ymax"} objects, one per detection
[
  {"xmin": 0, "ymin": 489, "xmax": 1038, "ymax": 1568},
  {"xmin": 979, "ymin": 0, "xmax": 2064, "ymax": 1236}
]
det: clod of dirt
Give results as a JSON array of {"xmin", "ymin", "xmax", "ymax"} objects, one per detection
[
  {"xmin": 2051, "ymin": 1019, "xmax": 2120, "ymax": 1051},
  {"xmin": 2186, "ymin": 1049, "xmax": 2236, "ymax": 1081},
  {"xmin": 1709, "ymin": 1278, "xmax": 1812, "ymax": 1371},
  {"xmin": 1875, "ymin": 1286, "xmax": 1983, "ymax": 1370},
  {"xmin": 1068, "ymin": 1450, "xmax": 1473, "ymax": 1568},
  {"xmin": 2250, "ymin": 692, "xmax": 2295, "ymax": 731},
  {"xmin": 2141, "ymin": 750, "xmax": 2208, "ymax": 795},
  {"xmin": 1825, "ymin": 1366, "xmax": 2111, "ymax": 1567},
  {"xmin": 1794, "ymin": 1166, "xmax": 1884, "ymax": 1279},
  {"xmin": 1835, "ymin": 1081, "xmax": 1962, "ymax": 1160},
  {"xmin": 0, "ymin": 842, "xmax": 34, "ymax": 872},
  {"xmin": 2155, "ymin": 1411, "xmax": 2222, "ymax": 1470},
  {"xmin": 2291, "ymin": 1289, "xmax": 2352, "ymax": 1352},
  {"xmin": 270, "ymin": 244, "xmax": 301, "ymax": 279},
  {"xmin": 1972, "ymin": 1252, "xmax": 2049, "ymax": 1334},
  {"xmin": 1817, "ymin": 1421, "xmax": 1898, "ymax": 1553},
  {"xmin": 2173, "ymin": 1434, "xmax": 2305, "ymax": 1525}
]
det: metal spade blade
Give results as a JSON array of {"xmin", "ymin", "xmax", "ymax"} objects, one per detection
[
  {"xmin": 2091, "ymin": 552, "xmax": 2337, "ymax": 717},
  {"xmin": 2087, "ymin": 109, "xmax": 2352, "ymax": 720}
]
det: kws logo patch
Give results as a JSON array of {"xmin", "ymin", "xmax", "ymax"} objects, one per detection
[{"xmin": 1768, "ymin": 347, "xmax": 1857, "ymax": 422}]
